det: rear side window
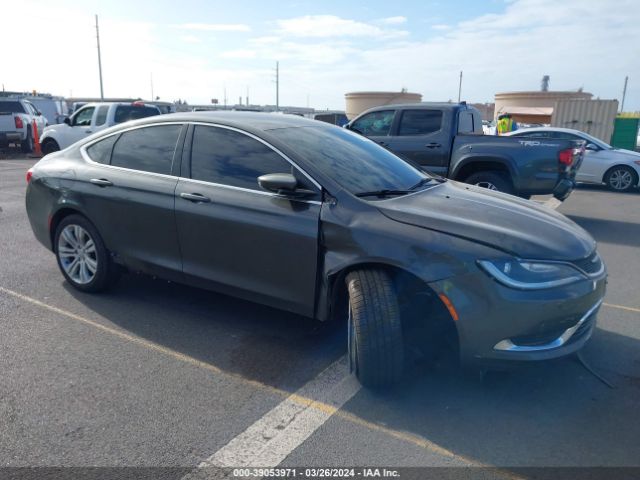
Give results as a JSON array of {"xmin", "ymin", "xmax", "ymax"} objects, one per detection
[
  {"xmin": 95, "ymin": 106, "xmax": 109, "ymax": 126},
  {"xmin": 111, "ymin": 125, "xmax": 181, "ymax": 175},
  {"xmin": 114, "ymin": 106, "xmax": 160, "ymax": 123},
  {"xmin": 458, "ymin": 111, "xmax": 474, "ymax": 134},
  {"xmin": 0, "ymin": 101, "xmax": 26, "ymax": 113},
  {"xmin": 398, "ymin": 110, "xmax": 443, "ymax": 136},
  {"xmin": 190, "ymin": 125, "xmax": 293, "ymax": 191},
  {"xmin": 86, "ymin": 135, "xmax": 118, "ymax": 164}
]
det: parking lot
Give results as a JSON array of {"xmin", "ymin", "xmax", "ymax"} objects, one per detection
[{"xmin": 1, "ymin": 154, "xmax": 639, "ymax": 476}]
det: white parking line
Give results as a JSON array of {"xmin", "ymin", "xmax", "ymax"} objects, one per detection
[
  {"xmin": 543, "ymin": 197, "xmax": 562, "ymax": 210},
  {"xmin": 184, "ymin": 356, "xmax": 360, "ymax": 477}
]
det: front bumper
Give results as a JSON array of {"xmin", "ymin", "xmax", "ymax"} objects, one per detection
[{"xmin": 430, "ymin": 268, "xmax": 607, "ymax": 365}]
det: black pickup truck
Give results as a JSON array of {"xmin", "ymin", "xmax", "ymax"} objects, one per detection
[{"xmin": 345, "ymin": 102, "xmax": 584, "ymax": 199}]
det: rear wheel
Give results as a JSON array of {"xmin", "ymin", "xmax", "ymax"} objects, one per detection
[
  {"xmin": 41, "ymin": 138, "xmax": 60, "ymax": 155},
  {"xmin": 54, "ymin": 215, "xmax": 119, "ymax": 292},
  {"xmin": 464, "ymin": 171, "xmax": 515, "ymax": 195},
  {"xmin": 604, "ymin": 166, "xmax": 637, "ymax": 192},
  {"xmin": 21, "ymin": 128, "xmax": 33, "ymax": 153},
  {"xmin": 346, "ymin": 269, "xmax": 404, "ymax": 388}
]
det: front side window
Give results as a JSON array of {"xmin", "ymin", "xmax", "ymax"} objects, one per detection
[
  {"xmin": 398, "ymin": 110, "xmax": 443, "ymax": 136},
  {"xmin": 73, "ymin": 107, "xmax": 95, "ymax": 127},
  {"xmin": 95, "ymin": 106, "xmax": 109, "ymax": 126},
  {"xmin": 190, "ymin": 126, "xmax": 294, "ymax": 191},
  {"xmin": 351, "ymin": 110, "xmax": 395, "ymax": 136},
  {"xmin": 111, "ymin": 125, "xmax": 181, "ymax": 175},
  {"xmin": 270, "ymin": 126, "xmax": 427, "ymax": 195},
  {"xmin": 86, "ymin": 135, "xmax": 119, "ymax": 164}
]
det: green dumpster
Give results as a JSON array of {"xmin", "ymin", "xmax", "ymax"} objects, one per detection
[{"xmin": 610, "ymin": 116, "xmax": 640, "ymax": 150}]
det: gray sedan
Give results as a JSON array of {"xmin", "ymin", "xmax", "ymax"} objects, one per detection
[{"xmin": 26, "ymin": 112, "xmax": 607, "ymax": 387}]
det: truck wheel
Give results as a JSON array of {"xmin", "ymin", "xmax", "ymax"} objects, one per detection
[
  {"xmin": 346, "ymin": 269, "xmax": 404, "ymax": 388},
  {"xmin": 42, "ymin": 138, "xmax": 60, "ymax": 155},
  {"xmin": 54, "ymin": 214, "xmax": 120, "ymax": 293},
  {"xmin": 21, "ymin": 128, "xmax": 34, "ymax": 153},
  {"xmin": 464, "ymin": 171, "xmax": 515, "ymax": 195},
  {"xmin": 604, "ymin": 166, "xmax": 637, "ymax": 192}
]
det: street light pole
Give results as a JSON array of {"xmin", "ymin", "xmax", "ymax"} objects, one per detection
[{"xmin": 95, "ymin": 15, "xmax": 104, "ymax": 100}]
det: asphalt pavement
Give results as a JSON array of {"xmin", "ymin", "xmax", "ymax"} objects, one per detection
[{"xmin": 1, "ymin": 153, "xmax": 639, "ymax": 478}]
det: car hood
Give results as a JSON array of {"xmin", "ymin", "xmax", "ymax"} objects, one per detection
[
  {"xmin": 609, "ymin": 148, "xmax": 640, "ymax": 160},
  {"xmin": 377, "ymin": 181, "xmax": 595, "ymax": 260}
]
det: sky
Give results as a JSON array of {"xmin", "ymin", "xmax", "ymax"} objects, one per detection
[{"xmin": 2, "ymin": 0, "xmax": 639, "ymax": 111}]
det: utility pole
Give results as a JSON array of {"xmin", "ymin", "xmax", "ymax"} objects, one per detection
[
  {"xmin": 224, "ymin": 86, "xmax": 227, "ymax": 109},
  {"xmin": 457, "ymin": 71, "xmax": 463, "ymax": 103},
  {"xmin": 95, "ymin": 14, "xmax": 104, "ymax": 100},
  {"xmin": 275, "ymin": 61, "xmax": 279, "ymax": 111},
  {"xmin": 620, "ymin": 76, "xmax": 628, "ymax": 113},
  {"xmin": 150, "ymin": 73, "xmax": 154, "ymax": 101},
  {"xmin": 246, "ymin": 85, "xmax": 249, "ymax": 106}
]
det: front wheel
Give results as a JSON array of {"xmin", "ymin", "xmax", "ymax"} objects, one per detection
[
  {"xmin": 604, "ymin": 166, "xmax": 637, "ymax": 192},
  {"xmin": 54, "ymin": 214, "xmax": 119, "ymax": 292},
  {"xmin": 41, "ymin": 138, "xmax": 60, "ymax": 155},
  {"xmin": 464, "ymin": 171, "xmax": 515, "ymax": 195},
  {"xmin": 346, "ymin": 269, "xmax": 404, "ymax": 388}
]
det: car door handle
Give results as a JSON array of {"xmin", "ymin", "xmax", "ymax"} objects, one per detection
[
  {"xmin": 180, "ymin": 192, "xmax": 211, "ymax": 203},
  {"xmin": 425, "ymin": 142, "xmax": 441, "ymax": 148},
  {"xmin": 89, "ymin": 178, "xmax": 113, "ymax": 187},
  {"xmin": 377, "ymin": 141, "xmax": 388, "ymax": 146},
  {"xmin": 85, "ymin": 130, "xmax": 92, "ymax": 134}
]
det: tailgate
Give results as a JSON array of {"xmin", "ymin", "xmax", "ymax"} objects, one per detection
[{"xmin": 0, "ymin": 113, "xmax": 16, "ymax": 132}]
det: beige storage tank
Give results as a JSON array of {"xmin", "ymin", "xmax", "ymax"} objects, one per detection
[
  {"xmin": 345, "ymin": 91, "xmax": 423, "ymax": 120},
  {"xmin": 494, "ymin": 90, "xmax": 592, "ymax": 124}
]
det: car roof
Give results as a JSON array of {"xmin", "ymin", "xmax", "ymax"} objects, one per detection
[
  {"xmin": 365, "ymin": 102, "xmax": 468, "ymax": 111},
  {"xmin": 117, "ymin": 111, "xmax": 326, "ymax": 131}
]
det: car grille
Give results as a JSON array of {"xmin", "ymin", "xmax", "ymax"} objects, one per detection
[{"xmin": 571, "ymin": 251, "xmax": 604, "ymax": 276}]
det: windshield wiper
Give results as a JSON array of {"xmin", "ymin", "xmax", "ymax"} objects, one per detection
[{"xmin": 355, "ymin": 189, "xmax": 413, "ymax": 198}]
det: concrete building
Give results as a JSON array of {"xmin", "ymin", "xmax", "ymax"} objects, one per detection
[
  {"xmin": 345, "ymin": 91, "xmax": 422, "ymax": 120},
  {"xmin": 494, "ymin": 90, "xmax": 593, "ymax": 124}
]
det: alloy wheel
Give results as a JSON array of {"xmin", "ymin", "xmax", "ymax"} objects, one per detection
[
  {"xmin": 608, "ymin": 169, "xmax": 633, "ymax": 190},
  {"xmin": 57, "ymin": 224, "xmax": 98, "ymax": 285},
  {"xmin": 475, "ymin": 181, "xmax": 498, "ymax": 190}
]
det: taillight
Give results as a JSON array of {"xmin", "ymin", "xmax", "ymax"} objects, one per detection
[
  {"xmin": 558, "ymin": 148, "xmax": 574, "ymax": 166},
  {"xmin": 15, "ymin": 116, "xmax": 24, "ymax": 129},
  {"xmin": 26, "ymin": 168, "xmax": 33, "ymax": 183}
]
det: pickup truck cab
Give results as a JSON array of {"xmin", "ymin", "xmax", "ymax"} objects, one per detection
[
  {"xmin": 0, "ymin": 98, "xmax": 48, "ymax": 153},
  {"xmin": 40, "ymin": 102, "xmax": 161, "ymax": 154},
  {"xmin": 346, "ymin": 103, "xmax": 584, "ymax": 200}
]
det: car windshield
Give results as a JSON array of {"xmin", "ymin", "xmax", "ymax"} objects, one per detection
[
  {"xmin": 114, "ymin": 105, "xmax": 160, "ymax": 123},
  {"xmin": 269, "ymin": 126, "xmax": 429, "ymax": 195}
]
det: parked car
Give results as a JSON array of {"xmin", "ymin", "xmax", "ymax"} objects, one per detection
[
  {"xmin": 39, "ymin": 102, "xmax": 161, "ymax": 154},
  {"xmin": 506, "ymin": 127, "xmax": 640, "ymax": 192},
  {"xmin": 346, "ymin": 103, "xmax": 584, "ymax": 200},
  {"xmin": 0, "ymin": 98, "xmax": 48, "ymax": 153},
  {"xmin": 25, "ymin": 112, "xmax": 607, "ymax": 388},
  {"xmin": 27, "ymin": 96, "xmax": 69, "ymax": 125}
]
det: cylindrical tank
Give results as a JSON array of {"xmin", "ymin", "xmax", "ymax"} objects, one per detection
[{"xmin": 345, "ymin": 91, "xmax": 423, "ymax": 120}]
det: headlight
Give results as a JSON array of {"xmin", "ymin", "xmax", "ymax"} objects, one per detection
[{"xmin": 477, "ymin": 259, "xmax": 586, "ymax": 290}]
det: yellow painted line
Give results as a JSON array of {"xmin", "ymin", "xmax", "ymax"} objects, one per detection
[
  {"xmin": 0, "ymin": 286, "xmax": 521, "ymax": 476},
  {"xmin": 603, "ymin": 302, "xmax": 640, "ymax": 314}
]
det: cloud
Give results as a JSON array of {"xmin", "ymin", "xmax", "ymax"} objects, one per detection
[
  {"xmin": 431, "ymin": 24, "xmax": 450, "ymax": 31},
  {"xmin": 174, "ymin": 23, "xmax": 251, "ymax": 32},
  {"xmin": 275, "ymin": 15, "xmax": 407, "ymax": 38},
  {"xmin": 378, "ymin": 16, "xmax": 407, "ymax": 25},
  {"xmin": 180, "ymin": 35, "xmax": 201, "ymax": 43},
  {"xmin": 220, "ymin": 49, "xmax": 257, "ymax": 59}
]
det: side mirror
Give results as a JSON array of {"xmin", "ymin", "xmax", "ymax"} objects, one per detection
[
  {"xmin": 585, "ymin": 143, "xmax": 598, "ymax": 151},
  {"xmin": 258, "ymin": 173, "xmax": 298, "ymax": 193},
  {"xmin": 64, "ymin": 117, "xmax": 71, "ymax": 126}
]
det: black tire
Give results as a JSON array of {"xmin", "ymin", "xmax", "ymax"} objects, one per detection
[
  {"xmin": 604, "ymin": 165, "xmax": 637, "ymax": 192},
  {"xmin": 54, "ymin": 214, "xmax": 119, "ymax": 293},
  {"xmin": 41, "ymin": 138, "xmax": 60, "ymax": 155},
  {"xmin": 346, "ymin": 269, "xmax": 404, "ymax": 388},
  {"xmin": 21, "ymin": 128, "xmax": 33, "ymax": 153},
  {"xmin": 464, "ymin": 171, "xmax": 515, "ymax": 195}
]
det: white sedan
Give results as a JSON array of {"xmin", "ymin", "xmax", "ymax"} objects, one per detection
[{"xmin": 506, "ymin": 127, "xmax": 640, "ymax": 192}]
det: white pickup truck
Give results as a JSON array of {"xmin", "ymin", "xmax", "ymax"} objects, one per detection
[
  {"xmin": 40, "ymin": 102, "xmax": 161, "ymax": 154},
  {"xmin": 0, "ymin": 98, "xmax": 48, "ymax": 153}
]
